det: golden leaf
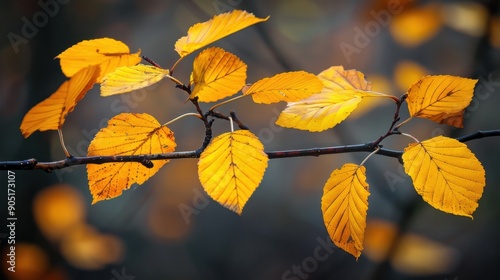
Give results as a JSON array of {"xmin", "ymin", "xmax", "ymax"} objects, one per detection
[
  {"xmin": 190, "ymin": 47, "xmax": 247, "ymax": 102},
  {"xmin": 56, "ymin": 38, "xmax": 141, "ymax": 82},
  {"xmin": 321, "ymin": 163, "xmax": 370, "ymax": 259},
  {"xmin": 175, "ymin": 10, "xmax": 269, "ymax": 58},
  {"xmin": 406, "ymin": 75, "xmax": 478, "ymax": 127},
  {"xmin": 198, "ymin": 130, "xmax": 268, "ymax": 215},
  {"xmin": 87, "ymin": 113, "xmax": 176, "ymax": 204},
  {"xmin": 243, "ymin": 71, "xmax": 323, "ymax": 104},
  {"xmin": 100, "ymin": 64, "xmax": 170, "ymax": 96},
  {"xmin": 402, "ymin": 136, "xmax": 485, "ymax": 218},
  {"xmin": 276, "ymin": 66, "xmax": 391, "ymax": 132},
  {"xmin": 20, "ymin": 65, "xmax": 100, "ymax": 138}
]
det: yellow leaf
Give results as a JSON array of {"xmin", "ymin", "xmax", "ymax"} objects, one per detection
[
  {"xmin": 402, "ymin": 136, "xmax": 485, "ymax": 218},
  {"xmin": 20, "ymin": 65, "xmax": 100, "ymax": 138},
  {"xmin": 190, "ymin": 47, "xmax": 247, "ymax": 102},
  {"xmin": 276, "ymin": 92, "xmax": 364, "ymax": 132},
  {"xmin": 87, "ymin": 113, "xmax": 176, "ymax": 204},
  {"xmin": 198, "ymin": 130, "xmax": 268, "ymax": 214},
  {"xmin": 321, "ymin": 163, "xmax": 369, "ymax": 259},
  {"xmin": 406, "ymin": 75, "xmax": 478, "ymax": 127},
  {"xmin": 276, "ymin": 66, "xmax": 390, "ymax": 132},
  {"xmin": 56, "ymin": 38, "xmax": 142, "ymax": 83},
  {"xmin": 243, "ymin": 71, "xmax": 323, "ymax": 104},
  {"xmin": 101, "ymin": 64, "xmax": 170, "ymax": 96},
  {"xmin": 175, "ymin": 10, "xmax": 269, "ymax": 58}
]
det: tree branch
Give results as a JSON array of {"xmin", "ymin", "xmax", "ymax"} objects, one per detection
[{"xmin": 1, "ymin": 130, "xmax": 498, "ymax": 172}]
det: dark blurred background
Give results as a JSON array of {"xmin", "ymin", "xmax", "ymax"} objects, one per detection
[{"xmin": 1, "ymin": 0, "xmax": 499, "ymax": 279}]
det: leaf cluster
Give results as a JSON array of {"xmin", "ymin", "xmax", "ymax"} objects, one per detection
[{"xmin": 18, "ymin": 10, "xmax": 491, "ymax": 259}]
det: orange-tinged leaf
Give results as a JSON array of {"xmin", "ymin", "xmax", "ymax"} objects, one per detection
[
  {"xmin": 321, "ymin": 163, "xmax": 369, "ymax": 259},
  {"xmin": 87, "ymin": 113, "xmax": 176, "ymax": 204},
  {"xmin": 402, "ymin": 136, "xmax": 485, "ymax": 218},
  {"xmin": 243, "ymin": 71, "xmax": 323, "ymax": 104},
  {"xmin": 198, "ymin": 130, "xmax": 268, "ymax": 215},
  {"xmin": 20, "ymin": 65, "xmax": 100, "ymax": 138},
  {"xmin": 276, "ymin": 66, "xmax": 391, "ymax": 132},
  {"xmin": 190, "ymin": 47, "xmax": 247, "ymax": 102},
  {"xmin": 175, "ymin": 10, "xmax": 269, "ymax": 57},
  {"xmin": 406, "ymin": 75, "xmax": 478, "ymax": 127},
  {"xmin": 101, "ymin": 64, "xmax": 170, "ymax": 96},
  {"xmin": 318, "ymin": 66, "xmax": 372, "ymax": 91},
  {"xmin": 56, "ymin": 38, "xmax": 141, "ymax": 82}
]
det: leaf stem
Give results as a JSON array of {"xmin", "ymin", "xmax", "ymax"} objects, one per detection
[
  {"xmin": 166, "ymin": 75, "xmax": 184, "ymax": 87},
  {"xmin": 209, "ymin": 94, "xmax": 247, "ymax": 111},
  {"xmin": 401, "ymin": 132, "xmax": 420, "ymax": 143},
  {"xmin": 228, "ymin": 116, "xmax": 234, "ymax": 132},
  {"xmin": 162, "ymin": 112, "xmax": 202, "ymax": 127},
  {"xmin": 58, "ymin": 129, "xmax": 71, "ymax": 157},
  {"xmin": 360, "ymin": 146, "xmax": 381, "ymax": 166},
  {"xmin": 394, "ymin": 116, "xmax": 413, "ymax": 130},
  {"xmin": 170, "ymin": 57, "xmax": 183, "ymax": 75},
  {"xmin": 364, "ymin": 91, "xmax": 400, "ymax": 103}
]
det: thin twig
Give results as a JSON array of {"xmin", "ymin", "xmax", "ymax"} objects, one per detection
[{"xmin": 2, "ymin": 130, "xmax": 498, "ymax": 172}]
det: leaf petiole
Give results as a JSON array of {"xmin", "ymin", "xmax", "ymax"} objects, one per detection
[
  {"xmin": 210, "ymin": 94, "xmax": 247, "ymax": 111},
  {"xmin": 170, "ymin": 57, "xmax": 183, "ymax": 75},
  {"xmin": 58, "ymin": 128, "xmax": 71, "ymax": 157},
  {"xmin": 166, "ymin": 74, "xmax": 184, "ymax": 87},
  {"xmin": 364, "ymin": 91, "xmax": 400, "ymax": 103},
  {"xmin": 401, "ymin": 132, "xmax": 420, "ymax": 143},
  {"xmin": 360, "ymin": 146, "xmax": 381, "ymax": 166},
  {"xmin": 228, "ymin": 116, "xmax": 234, "ymax": 132},
  {"xmin": 394, "ymin": 116, "xmax": 413, "ymax": 130},
  {"xmin": 162, "ymin": 112, "xmax": 202, "ymax": 127}
]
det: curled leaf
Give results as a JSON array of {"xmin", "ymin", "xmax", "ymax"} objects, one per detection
[
  {"xmin": 198, "ymin": 130, "xmax": 268, "ymax": 214},
  {"xmin": 175, "ymin": 10, "xmax": 269, "ymax": 58},
  {"xmin": 87, "ymin": 113, "xmax": 176, "ymax": 204},
  {"xmin": 321, "ymin": 163, "xmax": 370, "ymax": 259},
  {"xmin": 402, "ymin": 136, "xmax": 486, "ymax": 218},
  {"xmin": 20, "ymin": 65, "xmax": 100, "ymax": 138},
  {"xmin": 243, "ymin": 71, "xmax": 323, "ymax": 104},
  {"xmin": 56, "ymin": 38, "xmax": 141, "ymax": 82},
  {"xmin": 101, "ymin": 64, "xmax": 170, "ymax": 96},
  {"xmin": 191, "ymin": 47, "xmax": 247, "ymax": 102}
]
